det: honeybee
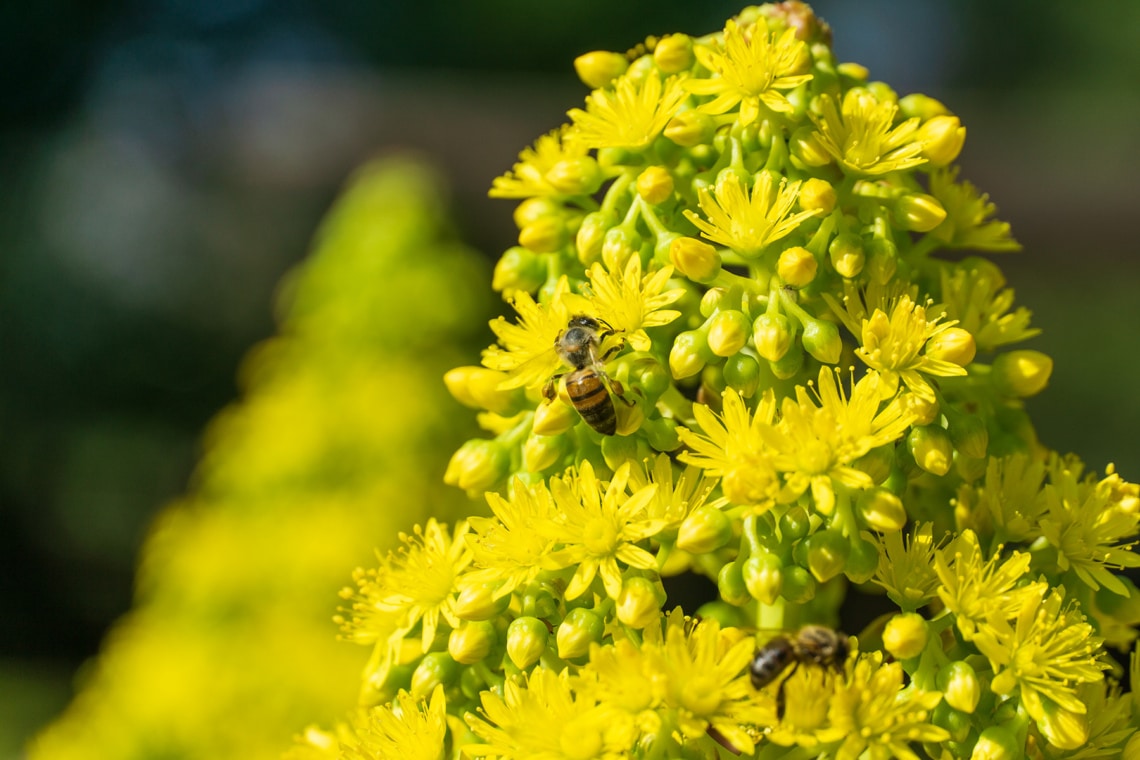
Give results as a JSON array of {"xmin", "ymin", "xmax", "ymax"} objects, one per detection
[
  {"xmin": 543, "ymin": 315, "xmax": 629, "ymax": 436},
  {"xmin": 750, "ymin": 625, "xmax": 850, "ymax": 719}
]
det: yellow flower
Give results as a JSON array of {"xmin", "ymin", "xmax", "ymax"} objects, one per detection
[
  {"xmin": 465, "ymin": 478, "xmax": 562, "ymax": 597},
  {"xmin": 938, "ymin": 260, "xmax": 1040, "ymax": 352},
  {"xmin": 677, "ymin": 387, "xmax": 781, "ymax": 509},
  {"xmin": 871, "ymin": 523, "xmax": 946, "ymax": 610},
  {"xmin": 627, "ymin": 453, "xmax": 721, "ymax": 532},
  {"xmin": 584, "ymin": 257, "xmax": 683, "ymax": 351},
  {"xmin": 568, "ymin": 72, "xmax": 689, "ymax": 151},
  {"xmin": 928, "ymin": 166, "xmax": 1021, "ymax": 251},
  {"xmin": 683, "ymin": 170, "xmax": 819, "ymax": 257},
  {"xmin": 342, "ymin": 686, "xmax": 448, "ymax": 760},
  {"xmin": 855, "ymin": 294, "xmax": 970, "ymax": 402},
  {"xmin": 540, "ymin": 461, "xmax": 665, "ymax": 599},
  {"xmin": 954, "ymin": 454, "xmax": 1048, "ymax": 544},
  {"xmin": 685, "ymin": 17, "xmax": 812, "ymax": 124},
  {"xmin": 811, "ymin": 88, "xmax": 927, "ymax": 175},
  {"xmin": 490, "ymin": 126, "xmax": 592, "ymax": 199},
  {"xmin": 482, "ymin": 277, "xmax": 585, "ymax": 391}
]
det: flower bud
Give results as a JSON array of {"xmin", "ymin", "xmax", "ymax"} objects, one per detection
[
  {"xmin": 937, "ymin": 661, "xmax": 981, "ymax": 714},
  {"xmin": 992, "ymin": 350, "xmax": 1052, "ymax": 398},
  {"xmin": 602, "ymin": 225, "xmax": 642, "ymax": 270},
  {"xmin": 851, "ymin": 445, "xmax": 893, "ymax": 485},
  {"xmin": 410, "ymin": 652, "xmax": 460, "ymax": 698},
  {"xmin": 907, "ymin": 425, "xmax": 954, "ymax": 476},
  {"xmin": 932, "ymin": 702, "xmax": 972, "ymax": 743},
  {"xmin": 545, "ymin": 156, "xmax": 604, "ymax": 195},
  {"xmin": 805, "ymin": 528, "xmax": 850, "ymax": 582},
  {"xmin": 882, "ymin": 612, "xmax": 928, "ymax": 660},
  {"xmin": 653, "ymin": 33, "xmax": 693, "ymax": 73},
  {"xmin": 506, "ymin": 616, "xmax": 549, "ymax": 669},
  {"xmin": 717, "ymin": 560, "xmax": 751, "ymax": 606},
  {"xmin": 1037, "ymin": 703, "xmax": 1089, "ymax": 751},
  {"xmin": 700, "ymin": 286, "xmax": 731, "ymax": 317},
  {"xmin": 828, "ymin": 232, "xmax": 865, "ymax": 278},
  {"xmin": 454, "ymin": 581, "xmax": 510, "ymax": 621},
  {"xmin": 779, "ymin": 505, "xmax": 810, "ymax": 541},
  {"xmin": 573, "ymin": 50, "xmax": 628, "ymax": 89},
  {"xmin": 670, "ymin": 236, "xmax": 721, "ymax": 283},
  {"xmin": 707, "ymin": 309, "xmax": 751, "ymax": 357},
  {"xmin": 781, "ymin": 565, "xmax": 817, "ymax": 603},
  {"xmin": 514, "ymin": 197, "xmax": 561, "ymax": 228},
  {"xmin": 800, "ymin": 316, "xmax": 842, "ymax": 364},
  {"xmin": 777, "ymin": 246, "xmax": 818, "ymax": 287},
  {"xmin": 556, "ymin": 607, "xmax": 605, "ymax": 660},
  {"xmin": 445, "ymin": 440, "xmax": 509, "ymax": 494},
  {"xmin": 899, "ymin": 93, "xmax": 949, "ymax": 120},
  {"xmin": 917, "ymin": 115, "xmax": 966, "ymax": 167},
  {"xmin": 845, "ymin": 535, "xmax": 879, "ymax": 583},
  {"xmin": 636, "ymin": 165, "xmax": 675, "ymax": 205},
  {"xmin": 970, "ymin": 726, "xmax": 1021, "ymax": 760},
  {"xmin": 926, "ymin": 327, "xmax": 976, "ymax": 367},
  {"xmin": 894, "ymin": 193, "xmax": 947, "ymax": 233},
  {"xmin": 448, "ymin": 621, "xmax": 497, "ymax": 664},
  {"xmin": 519, "ymin": 216, "xmax": 567, "ymax": 254},
  {"xmin": 492, "ymin": 246, "xmax": 548, "ymax": 294},
  {"xmin": 946, "ymin": 412, "xmax": 989, "ymax": 460},
  {"xmin": 616, "ymin": 577, "xmax": 665, "ymax": 629},
  {"xmin": 723, "ymin": 353, "xmax": 761, "ymax": 398},
  {"xmin": 677, "ymin": 505, "xmax": 733, "ymax": 554},
  {"xmin": 857, "ymin": 487, "xmax": 908, "ymax": 532},
  {"xmin": 753, "ymin": 312, "xmax": 794, "ymax": 362},
  {"xmin": 532, "ymin": 397, "xmax": 578, "ymax": 436},
  {"xmin": 799, "ymin": 178, "xmax": 837, "ymax": 215},
  {"xmin": 523, "ymin": 432, "xmax": 569, "ymax": 472},
  {"xmin": 576, "ymin": 210, "xmax": 615, "ymax": 265},
  {"xmin": 664, "ymin": 111, "xmax": 715, "ymax": 147},
  {"xmin": 769, "ymin": 340, "xmax": 805, "ymax": 380},
  {"xmin": 866, "ymin": 237, "xmax": 898, "ymax": 283},
  {"xmin": 903, "ymin": 391, "xmax": 940, "ymax": 426},
  {"xmin": 742, "ymin": 553, "xmax": 784, "ymax": 605},
  {"xmin": 790, "ymin": 126, "xmax": 832, "ymax": 167},
  {"xmin": 444, "ymin": 366, "xmax": 517, "ymax": 414},
  {"xmin": 669, "ymin": 329, "xmax": 712, "ymax": 379}
]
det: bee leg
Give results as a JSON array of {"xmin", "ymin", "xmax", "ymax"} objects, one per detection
[
  {"xmin": 543, "ymin": 374, "xmax": 564, "ymax": 401},
  {"xmin": 609, "ymin": 377, "xmax": 636, "ymax": 407},
  {"xmin": 775, "ymin": 663, "xmax": 799, "ymax": 721}
]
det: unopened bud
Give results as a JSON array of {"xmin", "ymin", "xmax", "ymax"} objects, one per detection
[
  {"xmin": 448, "ymin": 621, "xmax": 496, "ymax": 664},
  {"xmin": 1037, "ymin": 703, "xmax": 1089, "ymax": 751},
  {"xmin": 576, "ymin": 211, "xmax": 615, "ymax": 265},
  {"xmin": 992, "ymin": 350, "xmax": 1052, "ymax": 398},
  {"xmin": 798, "ymin": 178, "xmax": 837, "ymax": 214},
  {"xmin": 805, "ymin": 528, "xmax": 850, "ymax": 583},
  {"xmin": 781, "ymin": 565, "xmax": 817, "ymax": 603},
  {"xmin": 523, "ymin": 431, "xmax": 569, "ymax": 472},
  {"xmin": 519, "ymin": 216, "xmax": 567, "ymax": 254},
  {"xmin": 669, "ymin": 329, "xmax": 711, "ymax": 379},
  {"xmin": 444, "ymin": 366, "xmax": 518, "ymax": 415},
  {"xmin": 845, "ymin": 535, "xmax": 880, "ymax": 583},
  {"xmin": 677, "ymin": 505, "xmax": 733, "ymax": 554},
  {"xmin": 917, "ymin": 115, "xmax": 966, "ymax": 167},
  {"xmin": 895, "ymin": 193, "xmax": 947, "ymax": 232},
  {"xmin": 778, "ymin": 246, "xmax": 818, "ymax": 287},
  {"xmin": 444, "ymin": 440, "xmax": 509, "ymax": 494},
  {"xmin": 769, "ymin": 340, "xmax": 805, "ymax": 380},
  {"xmin": 653, "ymin": 33, "xmax": 693, "ymax": 73},
  {"xmin": 556, "ymin": 607, "xmax": 604, "ymax": 660},
  {"xmin": 742, "ymin": 552, "xmax": 784, "ymax": 605},
  {"xmin": 723, "ymin": 353, "xmax": 761, "ymax": 398},
  {"xmin": 790, "ymin": 126, "xmax": 832, "ymax": 167},
  {"xmin": 636, "ymin": 165, "xmax": 675, "ymax": 205},
  {"xmin": 707, "ymin": 309, "xmax": 751, "ymax": 357},
  {"xmin": 410, "ymin": 652, "xmax": 459, "ymax": 698},
  {"xmin": 574, "ymin": 51, "xmax": 628, "ymax": 89},
  {"xmin": 926, "ymin": 327, "xmax": 976, "ymax": 367},
  {"xmin": 602, "ymin": 225, "xmax": 642, "ymax": 270},
  {"xmin": 753, "ymin": 312, "xmax": 794, "ymax": 362},
  {"xmin": 506, "ymin": 616, "xmax": 549, "ymax": 669},
  {"xmin": 857, "ymin": 487, "xmax": 908, "ymax": 532},
  {"xmin": 670, "ymin": 236, "xmax": 721, "ymax": 283},
  {"xmin": 454, "ymin": 581, "xmax": 510, "ymax": 621},
  {"xmin": 514, "ymin": 197, "xmax": 560, "ymax": 229},
  {"xmin": 908, "ymin": 425, "xmax": 954, "ymax": 476},
  {"xmin": 947, "ymin": 412, "xmax": 989, "ymax": 460},
  {"xmin": 899, "ymin": 93, "xmax": 949, "ymax": 120},
  {"xmin": 800, "ymin": 316, "xmax": 842, "ymax": 364},
  {"xmin": 532, "ymin": 397, "xmax": 578, "ymax": 436},
  {"xmin": 616, "ymin": 577, "xmax": 665, "ymax": 629},
  {"xmin": 851, "ymin": 445, "xmax": 893, "ymax": 485},
  {"xmin": 545, "ymin": 156, "xmax": 603, "ymax": 195},
  {"xmin": 882, "ymin": 612, "xmax": 928, "ymax": 660},
  {"xmin": 971, "ymin": 726, "xmax": 1020, "ymax": 760},
  {"xmin": 937, "ymin": 661, "xmax": 981, "ymax": 714},
  {"xmin": 867, "ymin": 237, "xmax": 898, "ymax": 283},
  {"xmin": 492, "ymin": 246, "xmax": 548, "ymax": 293},
  {"xmin": 828, "ymin": 232, "xmax": 865, "ymax": 278},
  {"xmin": 903, "ymin": 392, "xmax": 940, "ymax": 426},
  {"xmin": 664, "ymin": 111, "xmax": 715, "ymax": 147}
]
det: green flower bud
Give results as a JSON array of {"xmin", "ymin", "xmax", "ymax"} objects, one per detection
[
  {"xmin": 600, "ymin": 433, "xmax": 648, "ymax": 472},
  {"xmin": 454, "ymin": 581, "xmax": 510, "ymax": 621},
  {"xmin": 926, "ymin": 326, "xmax": 976, "ymax": 367},
  {"xmin": 769, "ymin": 339, "xmax": 805, "ymax": 379},
  {"xmin": 798, "ymin": 177, "xmax": 837, "ymax": 215},
  {"xmin": 602, "ymin": 225, "xmax": 642, "ymax": 270},
  {"xmin": 360, "ymin": 662, "xmax": 415, "ymax": 707},
  {"xmin": 932, "ymin": 701, "xmax": 972, "ymax": 743},
  {"xmin": 845, "ymin": 534, "xmax": 879, "ymax": 583},
  {"xmin": 670, "ymin": 236, "xmax": 721, "ymax": 283},
  {"xmin": 743, "ymin": 553, "xmax": 784, "ymax": 605},
  {"xmin": 946, "ymin": 411, "xmax": 989, "ymax": 460},
  {"xmin": 444, "ymin": 366, "xmax": 518, "ymax": 415},
  {"xmin": 895, "ymin": 193, "xmax": 948, "ymax": 232},
  {"xmin": 636, "ymin": 165, "xmax": 675, "ymax": 205},
  {"xmin": 899, "ymin": 93, "xmax": 949, "ymax": 120},
  {"xmin": 723, "ymin": 353, "xmax": 761, "ymax": 397},
  {"xmin": 790, "ymin": 125, "xmax": 832, "ymax": 167},
  {"xmin": 523, "ymin": 431, "xmax": 569, "ymax": 472},
  {"xmin": 857, "ymin": 487, "xmax": 908, "ymax": 532},
  {"xmin": 576, "ymin": 210, "xmax": 615, "ymax": 265},
  {"xmin": 513, "ymin": 197, "xmax": 561, "ymax": 228},
  {"xmin": 779, "ymin": 505, "xmax": 811, "ymax": 541},
  {"xmin": 643, "ymin": 417, "xmax": 681, "ymax": 452},
  {"xmin": 677, "ymin": 505, "xmax": 733, "ymax": 554},
  {"xmin": 444, "ymin": 439, "xmax": 509, "ymax": 494},
  {"xmin": 556, "ymin": 607, "xmax": 605, "ymax": 660},
  {"xmin": 573, "ymin": 50, "xmax": 628, "ymax": 89},
  {"xmin": 410, "ymin": 652, "xmax": 460, "ymax": 698},
  {"xmin": 805, "ymin": 529, "xmax": 850, "ymax": 583},
  {"xmin": 1037, "ymin": 703, "xmax": 1089, "ymax": 751},
  {"xmin": 781, "ymin": 564, "xmax": 817, "ymax": 603},
  {"xmin": 800, "ymin": 316, "xmax": 842, "ymax": 364},
  {"xmin": 777, "ymin": 246, "xmax": 818, "ymax": 287},
  {"xmin": 707, "ymin": 309, "xmax": 750, "ymax": 357},
  {"xmin": 669, "ymin": 329, "xmax": 712, "ymax": 379},
  {"xmin": 717, "ymin": 560, "xmax": 751, "ymax": 606},
  {"xmin": 532, "ymin": 397, "xmax": 578, "ymax": 436},
  {"xmin": 866, "ymin": 237, "xmax": 898, "ymax": 283},
  {"xmin": 992, "ymin": 350, "xmax": 1052, "ymax": 398},
  {"xmin": 492, "ymin": 246, "xmax": 548, "ymax": 293},
  {"xmin": 828, "ymin": 232, "xmax": 865, "ymax": 278},
  {"xmin": 907, "ymin": 425, "xmax": 954, "ymax": 476},
  {"xmin": 903, "ymin": 391, "xmax": 940, "ymax": 426},
  {"xmin": 970, "ymin": 726, "xmax": 1021, "ymax": 760},
  {"xmin": 664, "ymin": 111, "xmax": 715, "ymax": 147},
  {"xmin": 448, "ymin": 620, "xmax": 497, "ymax": 664},
  {"xmin": 653, "ymin": 33, "xmax": 693, "ymax": 73},
  {"xmin": 694, "ymin": 600, "xmax": 749, "ymax": 629},
  {"xmin": 917, "ymin": 114, "xmax": 966, "ymax": 167},
  {"xmin": 851, "ymin": 444, "xmax": 894, "ymax": 485},
  {"xmin": 699, "ymin": 286, "xmax": 731, "ymax": 317},
  {"xmin": 938, "ymin": 661, "xmax": 981, "ymax": 714},
  {"xmin": 616, "ymin": 576, "xmax": 665, "ymax": 629},
  {"xmin": 545, "ymin": 156, "xmax": 604, "ymax": 196},
  {"xmin": 519, "ymin": 216, "xmax": 567, "ymax": 254},
  {"xmin": 753, "ymin": 312, "xmax": 794, "ymax": 362},
  {"xmin": 506, "ymin": 616, "xmax": 549, "ymax": 669},
  {"xmin": 882, "ymin": 612, "xmax": 928, "ymax": 660}
]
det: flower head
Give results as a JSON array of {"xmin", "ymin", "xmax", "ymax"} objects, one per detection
[
  {"xmin": 490, "ymin": 127, "xmax": 593, "ymax": 199},
  {"xmin": 954, "ymin": 454, "xmax": 1048, "ymax": 544},
  {"xmin": 871, "ymin": 523, "xmax": 945, "ymax": 611},
  {"xmin": 811, "ymin": 88, "xmax": 927, "ymax": 175},
  {"xmin": 628, "ymin": 453, "xmax": 721, "ymax": 533},
  {"xmin": 482, "ymin": 278, "xmax": 584, "ymax": 391},
  {"xmin": 584, "ymin": 257, "xmax": 683, "ymax": 352},
  {"xmin": 685, "ymin": 17, "xmax": 812, "ymax": 124},
  {"xmin": 683, "ymin": 170, "xmax": 819, "ymax": 258},
  {"xmin": 569, "ymin": 72, "xmax": 689, "ymax": 151},
  {"xmin": 938, "ymin": 260, "xmax": 1040, "ymax": 352},
  {"xmin": 929, "ymin": 166, "xmax": 1021, "ymax": 251},
  {"xmin": 466, "ymin": 479, "xmax": 562, "ymax": 597}
]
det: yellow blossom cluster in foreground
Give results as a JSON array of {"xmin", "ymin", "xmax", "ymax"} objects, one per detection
[{"xmin": 299, "ymin": 4, "xmax": 1140, "ymax": 760}]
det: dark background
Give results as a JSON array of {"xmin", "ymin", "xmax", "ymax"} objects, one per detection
[{"xmin": 2, "ymin": 0, "xmax": 1139, "ymax": 752}]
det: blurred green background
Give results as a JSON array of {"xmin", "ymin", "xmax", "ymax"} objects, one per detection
[{"xmin": 2, "ymin": 0, "xmax": 1138, "ymax": 755}]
